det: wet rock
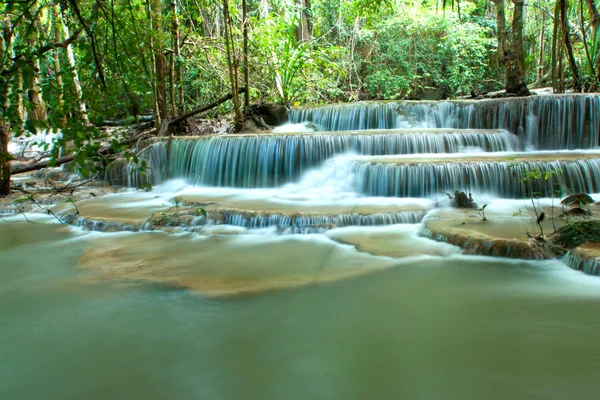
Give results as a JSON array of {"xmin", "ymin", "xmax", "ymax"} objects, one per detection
[
  {"xmin": 31, "ymin": 168, "xmax": 72, "ymax": 182},
  {"xmin": 420, "ymin": 226, "xmax": 558, "ymax": 260},
  {"xmin": 447, "ymin": 190, "xmax": 476, "ymax": 208},
  {"xmin": 245, "ymin": 103, "xmax": 288, "ymax": 127},
  {"xmin": 148, "ymin": 208, "xmax": 208, "ymax": 229}
]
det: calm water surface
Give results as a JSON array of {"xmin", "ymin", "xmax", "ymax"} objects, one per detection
[{"xmin": 1, "ymin": 221, "xmax": 600, "ymax": 400}]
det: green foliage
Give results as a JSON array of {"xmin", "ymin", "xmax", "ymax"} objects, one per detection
[
  {"xmin": 361, "ymin": 11, "xmax": 496, "ymax": 99},
  {"xmin": 470, "ymin": 204, "xmax": 488, "ymax": 221},
  {"xmin": 250, "ymin": 7, "xmax": 344, "ymax": 104},
  {"xmin": 554, "ymin": 221, "xmax": 600, "ymax": 249}
]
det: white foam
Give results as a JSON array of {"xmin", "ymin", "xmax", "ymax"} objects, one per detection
[{"xmin": 272, "ymin": 123, "xmax": 316, "ymax": 133}]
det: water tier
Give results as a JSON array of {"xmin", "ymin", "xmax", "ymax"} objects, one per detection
[
  {"xmin": 222, "ymin": 210, "xmax": 424, "ymax": 233},
  {"xmin": 352, "ymin": 151, "xmax": 600, "ymax": 198},
  {"xmin": 153, "ymin": 129, "xmax": 515, "ymax": 187},
  {"xmin": 288, "ymin": 94, "xmax": 600, "ymax": 150}
]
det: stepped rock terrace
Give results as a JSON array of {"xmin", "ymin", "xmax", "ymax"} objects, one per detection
[
  {"xmin": 161, "ymin": 128, "xmax": 516, "ymax": 188},
  {"xmin": 352, "ymin": 151, "xmax": 600, "ymax": 198},
  {"xmin": 288, "ymin": 94, "xmax": 600, "ymax": 150},
  {"xmin": 52, "ymin": 188, "xmax": 431, "ymax": 233}
]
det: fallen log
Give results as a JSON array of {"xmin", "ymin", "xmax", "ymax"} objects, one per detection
[
  {"xmin": 169, "ymin": 88, "xmax": 246, "ymax": 126},
  {"xmin": 10, "ymin": 134, "xmax": 151, "ymax": 175},
  {"xmin": 10, "ymin": 89, "xmax": 246, "ymax": 175},
  {"xmin": 100, "ymin": 115, "xmax": 154, "ymax": 126}
]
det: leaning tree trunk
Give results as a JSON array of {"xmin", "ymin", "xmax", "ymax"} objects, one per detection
[
  {"xmin": 560, "ymin": 0, "xmax": 582, "ymax": 92},
  {"xmin": 505, "ymin": 0, "xmax": 530, "ymax": 95},
  {"xmin": 583, "ymin": 0, "xmax": 600, "ymax": 83},
  {"xmin": 586, "ymin": 0, "xmax": 600, "ymax": 31}
]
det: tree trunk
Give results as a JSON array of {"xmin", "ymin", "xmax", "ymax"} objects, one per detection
[
  {"xmin": 53, "ymin": 5, "xmax": 66, "ymax": 128},
  {"xmin": 493, "ymin": 0, "xmax": 508, "ymax": 61},
  {"xmin": 172, "ymin": 0, "xmax": 184, "ymax": 114},
  {"xmin": 560, "ymin": 0, "xmax": 582, "ymax": 92},
  {"xmin": 242, "ymin": 0, "xmax": 250, "ymax": 108},
  {"xmin": 28, "ymin": 58, "xmax": 48, "ymax": 122},
  {"xmin": 60, "ymin": 5, "xmax": 88, "ymax": 123},
  {"xmin": 581, "ymin": 0, "xmax": 598, "ymax": 85},
  {"xmin": 14, "ymin": 68, "xmax": 25, "ymax": 126},
  {"xmin": 0, "ymin": 34, "xmax": 10, "ymax": 197},
  {"xmin": 586, "ymin": 0, "xmax": 600, "ymax": 30},
  {"xmin": 296, "ymin": 0, "xmax": 312, "ymax": 42},
  {"xmin": 222, "ymin": 0, "xmax": 243, "ymax": 130},
  {"xmin": 505, "ymin": 0, "xmax": 530, "ymax": 95},
  {"xmin": 585, "ymin": 0, "xmax": 600, "ymax": 80},
  {"xmin": 551, "ymin": 0, "xmax": 561, "ymax": 91},
  {"xmin": 0, "ymin": 122, "xmax": 9, "ymax": 197},
  {"xmin": 150, "ymin": 0, "xmax": 169, "ymax": 124},
  {"xmin": 537, "ymin": 11, "xmax": 546, "ymax": 81},
  {"xmin": 169, "ymin": 0, "xmax": 177, "ymax": 117},
  {"xmin": 27, "ymin": 18, "xmax": 48, "ymax": 123}
]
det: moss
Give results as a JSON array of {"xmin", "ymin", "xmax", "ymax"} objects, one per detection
[{"xmin": 553, "ymin": 221, "xmax": 600, "ymax": 249}]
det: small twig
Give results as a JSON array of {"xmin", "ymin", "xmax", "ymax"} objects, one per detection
[
  {"xmin": 19, "ymin": 210, "xmax": 36, "ymax": 224},
  {"xmin": 53, "ymin": 177, "xmax": 94, "ymax": 194}
]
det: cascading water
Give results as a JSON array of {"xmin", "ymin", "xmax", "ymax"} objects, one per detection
[
  {"xmin": 288, "ymin": 94, "xmax": 600, "ymax": 150},
  {"xmin": 165, "ymin": 130, "xmax": 516, "ymax": 187},
  {"xmin": 93, "ymin": 94, "xmax": 600, "ymax": 273},
  {"xmin": 565, "ymin": 250, "xmax": 600, "ymax": 276},
  {"xmin": 106, "ymin": 142, "xmax": 168, "ymax": 187},
  {"xmin": 222, "ymin": 210, "xmax": 425, "ymax": 231},
  {"xmin": 288, "ymin": 102, "xmax": 402, "ymax": 131},
  {"xmin": 352, "ymin": 153, "xmax": 600, "ymax": 198}
]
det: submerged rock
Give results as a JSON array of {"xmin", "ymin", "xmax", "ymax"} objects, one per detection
[{"xmin": 77, "ymin": 231, "xmax": 398, "ymax": 297}]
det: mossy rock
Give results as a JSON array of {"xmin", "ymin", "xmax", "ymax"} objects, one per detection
[{"xmin": 553, "ymin": 221, "xmax": 600, "ymax": 249}]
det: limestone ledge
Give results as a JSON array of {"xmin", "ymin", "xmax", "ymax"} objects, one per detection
[
  {"xmin": 354, "ymin": 150, "xmax": 600, "ymax": 165},
  {"xmin": 55, "ymin": 194, "xmax": 427, "ymax": 234},
  {"xmin": 564, "ymin": 245, "xmax": 600, "ymax": 276},
  {"xmin": 420, "ymin": 208, "xmax": 600, "ymax": 275}
]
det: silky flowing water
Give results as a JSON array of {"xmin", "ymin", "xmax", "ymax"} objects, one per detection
[
  {"xmin": 3, "ymin": 94, "xmax": 600, "ymax": 399},
  {"xmin": 2, "ymin": 221, "xmax": 600, "ymax": 399}
]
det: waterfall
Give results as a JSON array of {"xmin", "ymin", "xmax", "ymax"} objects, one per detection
[
  {"xmin": 105, "ymin": 142, "xmax": 167, "ymax": 187},
  {"xmin": 288, "ymin": 94, "xmax": 600, "ymax": 150},
  {"xmin": 288, "ymin": 102, "xmax": 401, "ymax": 131},
  {"xmin": 167, "ymin": 130, "xmax": 515, "ymax": 187},
  {"xmin": 564, "ymin": 250, "xmax": 600, "ymax": 276},
  {"xmin": 353, "ymin": 156, "xmax": 600, "ymax": 198},
  {"xmin": 222, "ymin": 210, "xmax": 424, "ymax": 232}
]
